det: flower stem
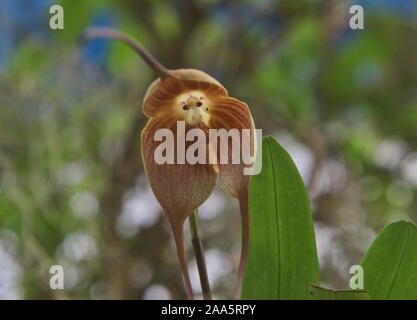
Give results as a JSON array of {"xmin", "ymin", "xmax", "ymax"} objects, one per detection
[
  {"xmin": 79, "ymin": 27, "xmax": 175, "ymax": 79},
  {"xmin": 189, "ymin": 209, "xmax": 212, "ymax": 300}
]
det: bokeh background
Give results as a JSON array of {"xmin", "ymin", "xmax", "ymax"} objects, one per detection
[{"xmin": 0, "ymin": 0, "xmax": 416, "ymax": 299}]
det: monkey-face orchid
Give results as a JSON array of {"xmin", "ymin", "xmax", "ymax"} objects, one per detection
[
  {"xmin": 81, "ymin": 28, "xmax": 255, "ymax": 300},
  {"xmin": 142, "ymin": 70, "xmax": 255, "ymax": 299}
]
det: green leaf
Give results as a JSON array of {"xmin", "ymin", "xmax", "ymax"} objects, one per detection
[
  {"xmin": 241, "ymin": 136, "xmax": 320, "ymax": 299},
  {"xmin": 309, "ymin": 284, "xmax": 370, "ymax": 300},
  {"xmin": 360, "ymin": 221, "xmax": 417, "ymax": 299}
]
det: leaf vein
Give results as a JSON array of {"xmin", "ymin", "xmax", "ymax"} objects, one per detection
[
  {"xmin": 266, "ymin": 138, "xmax": 281, "ymax": 299},
  {"xmin": 386, "ymin": 223, "xmax": 410, "ymax": 299}
]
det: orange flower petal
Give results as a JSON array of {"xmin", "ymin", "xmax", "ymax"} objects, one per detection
[
  {"xmin": 209, "ymin": 97, "xmax": 255, "ymax": 199},
  {"xmin": 143, "ymin": 76, "xmax": 227, "ymax": 118},
  {"xmin": 141, "ymin": 115, "xmax": 217, "ymax": 299},
  {"xmin": 208, "ymin": 96, "xmax": 255, "ymax": 298}
]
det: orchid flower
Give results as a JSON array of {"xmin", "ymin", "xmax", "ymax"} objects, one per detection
[{"xmin": 81, "ymin": 28, "xmax": 255, "ymax": 299}]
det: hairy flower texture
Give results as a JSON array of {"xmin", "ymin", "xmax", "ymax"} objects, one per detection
[{"xmin": 81, "ymin": 28, "xmax": 255, "ymax": 299}]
